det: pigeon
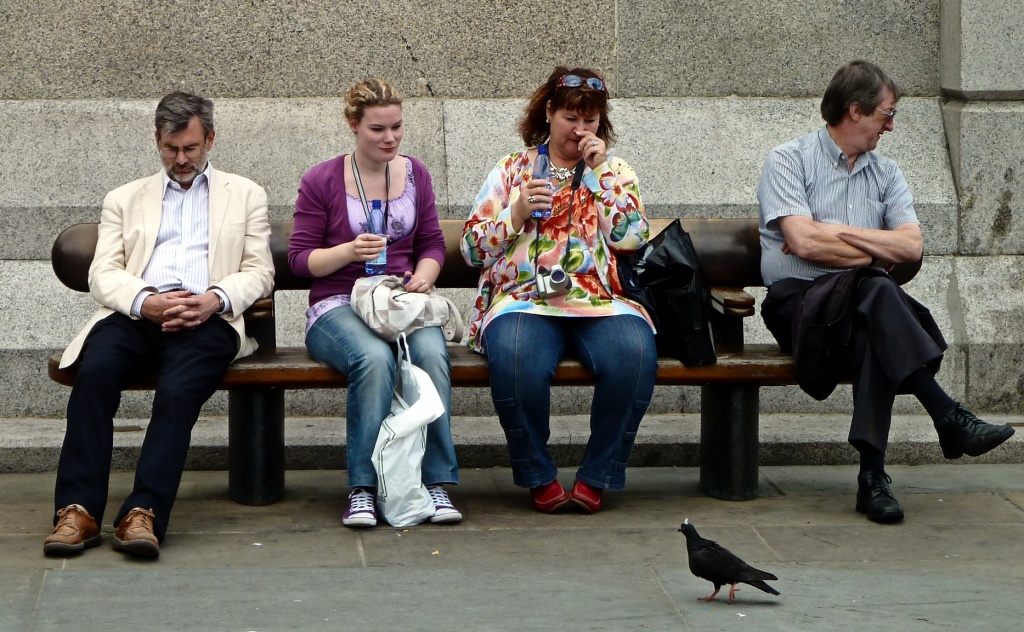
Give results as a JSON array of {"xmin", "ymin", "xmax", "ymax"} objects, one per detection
[{"xmin": 678, "ymin": 519, "xmax": 780, "ymax": 603}]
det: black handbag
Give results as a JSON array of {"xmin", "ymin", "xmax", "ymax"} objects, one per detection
[{"xmin": 617, "ymin": 220, "xmax": 717, "ymax": 366}]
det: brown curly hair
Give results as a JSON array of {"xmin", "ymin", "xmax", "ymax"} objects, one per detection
[
  {"xmin": 344, "ymin": 78, "xmax": 404, "ymax": 124},
  {"xmin": 518, "ymin": 66, "xmax": 615, "ymax": 148}
]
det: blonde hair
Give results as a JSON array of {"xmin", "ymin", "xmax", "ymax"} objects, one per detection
[{"xmin": 344, "ymin": 79, "xmax": 403, "ymax": 124}]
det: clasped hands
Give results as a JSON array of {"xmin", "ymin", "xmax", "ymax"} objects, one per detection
[{"xmin": 141, "ymin": 290, "xmax": 221, "ymax": 332}]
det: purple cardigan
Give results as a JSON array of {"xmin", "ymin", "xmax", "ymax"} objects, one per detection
[{"xmin": 288, "ymin": 154, "xmax": 447, "ymax": 306}]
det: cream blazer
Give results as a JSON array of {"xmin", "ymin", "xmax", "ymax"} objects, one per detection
[{"xmin": 59, "ymin": 168, "xmax": 275, "ymax": 368}]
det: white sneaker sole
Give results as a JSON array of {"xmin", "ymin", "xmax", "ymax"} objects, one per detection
[
  {"xmin": 430, "ymin": 509, "xmax": 463, "ymax": 524},
  {"xmin": 342, "ymin": 514, "xmax": 377, "ymax": 528}
]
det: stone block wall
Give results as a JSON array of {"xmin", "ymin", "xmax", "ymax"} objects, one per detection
[{"xmin": 1, "ymin": 1, "xmax": 1020, "ymax": 419}]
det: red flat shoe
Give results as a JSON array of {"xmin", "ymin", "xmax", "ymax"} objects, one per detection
[
  {"xmin": 570, "ymin": 481, "xmax": 603, "ymax": 513},
  {"xmin": 530, "ymin": 480, "xmax": 569, "ymax": 513}
]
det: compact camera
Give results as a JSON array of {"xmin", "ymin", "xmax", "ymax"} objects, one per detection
[{"xmin": 536, "ymin": 265, "xmax": 572, "ymax": 298}]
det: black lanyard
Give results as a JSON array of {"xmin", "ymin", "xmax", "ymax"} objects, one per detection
[
  {"xmin": 533, "ymin": 157, "xmax": 586, "ymax": 272},
  {"xmin": 350, "ymin": 152, "xmax": 390, "ymax": 239}
]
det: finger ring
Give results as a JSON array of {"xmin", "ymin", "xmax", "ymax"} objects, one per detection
[
  {"xmin": 589, "ymin": 140, "xmax": 599, "ymax": 147},
  {"xmin": 528, "ymin": 195, "xmax": 536, "ymax": 203}
]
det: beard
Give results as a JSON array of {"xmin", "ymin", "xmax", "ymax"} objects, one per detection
[{"xmin": 167, "ymin": 155, "xmax": 209, "ymax": 187}]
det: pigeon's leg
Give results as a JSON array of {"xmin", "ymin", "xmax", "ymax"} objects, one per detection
[
  {"xmin": 728, "ymin": 583, "xmax": 739, "ymax": 603},
  {"xmin": 697, "ymin": 588, "xmax": 720, "ymax": 602}
]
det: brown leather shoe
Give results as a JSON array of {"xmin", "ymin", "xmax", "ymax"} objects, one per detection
[
  {"xmin": 43, "ymin": 504, "xmax": 101, "ymax": 557},
  {"xmin": 113, "ymin": 507, "xmax": 160, "ymax": 558}
]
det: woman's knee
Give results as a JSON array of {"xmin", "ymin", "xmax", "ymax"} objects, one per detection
[
  {"xmin": 484, "ymin": 313, "xmax": 563, "ymax": 368},
  {"xmin": 583, "ymin": 317, "xmax": 656, "ymax": 377},
  {"xmin": 407, "ymin": 328, "xmax": 449, "ymax": 368},
  {"xmin": 308, "ymin": 324, "xmax": 394, "ymax": 375}
]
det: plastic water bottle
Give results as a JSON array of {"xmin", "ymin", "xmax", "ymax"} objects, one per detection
[
  {"xmin": 531, "ymin": 145, "xmax": 552, "ymax": 219},
  {"xmin": 365, "ymin": 199, "xmax": 387, "ymax": 275}
]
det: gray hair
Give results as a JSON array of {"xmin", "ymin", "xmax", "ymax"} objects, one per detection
[
  {"xmin": 820, "ymin": 61, "xmax": 901, "ymax": 127},
  {"xmin": 155, "ymin": 92, "xmax": 214, "ymax": 137}
]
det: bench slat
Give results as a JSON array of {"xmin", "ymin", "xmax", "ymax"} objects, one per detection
[{"xmin": 48, "ymin": 344, "xmax": 797, "ymax": 390}]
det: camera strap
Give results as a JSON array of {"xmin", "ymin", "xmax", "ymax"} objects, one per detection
[
  {"xmin": 532, "ymin": 159, "xmax": 586, "ymax": 280},
  {"xmin": 557, "ymin": 160, "xmax": 586, "ymax": 269},
  {"xmin": 569, "ymin": 160, "xmax": 585, "ymax": 191}
]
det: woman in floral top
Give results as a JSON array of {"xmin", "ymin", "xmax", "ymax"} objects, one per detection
[{"xmin": 461, "ymin": 66, "xmax": 658, "ymax": 514}]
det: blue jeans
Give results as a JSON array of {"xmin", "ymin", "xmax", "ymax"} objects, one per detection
[
  {"xmin": 305, "ymin": 305, "xmax": 458, "ymax": 488},
  {"xmin": 482, "ymin": 313, "xmax": 657, "ymax": 490}
]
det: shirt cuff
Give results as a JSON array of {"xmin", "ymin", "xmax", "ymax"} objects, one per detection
[
  {"xmin": 211, "ymin": 288, "xmax": 231, "ymax": 315},
  {"xmin": 495, "ymin": 207, "xmax": 520, "ymax": 237},
  {"xmin": 582, "ymin": 160, "xmax": 612, "ymax": 193},
  {"xmin": 131, "ymin": 290, "xmax": 155, "ymax": 318}
]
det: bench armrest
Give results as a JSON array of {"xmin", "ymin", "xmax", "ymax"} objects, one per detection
[
  {"xmin": 709, "ymin": 286, "xmax": 755, "ymax": 318},
  {"xmin": 708, "ymin": 286, "xmax": 755, "ymax": 354},
  {"xmin": 245, "ymin": 297, "xmax": 275, "ymax": 320},
  {"xmin": 241, "ymin": 295, "xmax": 277, "ymax": 354}
]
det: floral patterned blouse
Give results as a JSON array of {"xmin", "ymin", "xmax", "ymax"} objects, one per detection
[{"xmin": 461, "ymin": 150, "xmax": 652, "ymax": 352}]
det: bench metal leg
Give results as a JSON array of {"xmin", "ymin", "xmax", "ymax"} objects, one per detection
[
  {"xmin": 228, "ymin": 388, "xmax": 285, "ymax": 506},
  {"xmin": 699, "ymin": 384, "xmax": 759, "ymax": 501}
]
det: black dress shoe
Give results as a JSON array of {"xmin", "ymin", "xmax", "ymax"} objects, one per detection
[
  {"xmin": 856, "ymin": 470, "xmax": 904, "ymax": 523},
  {"xmin": 934, "ymin": 404, "xmax": 1015, "ymax": 459}
]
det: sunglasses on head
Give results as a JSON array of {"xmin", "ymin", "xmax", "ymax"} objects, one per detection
[{"xmin": 556, "ymin": 74, "xmax": 606, "ymax": 91}]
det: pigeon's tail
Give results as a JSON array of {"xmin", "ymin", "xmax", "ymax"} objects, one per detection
[{"xmin": 743, "ymin": 580, "xmax": 780, "ymax": 596}]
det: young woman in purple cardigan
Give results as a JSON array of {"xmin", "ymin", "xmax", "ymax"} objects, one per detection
[{"xmin": 287, "ymin": 79, "xmax": 460, "ymax": 528}]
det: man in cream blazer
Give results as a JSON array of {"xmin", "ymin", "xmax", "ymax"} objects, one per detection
[{"xmin": 44, "ymin": 92, "xmax": 274, "ymax": 559}]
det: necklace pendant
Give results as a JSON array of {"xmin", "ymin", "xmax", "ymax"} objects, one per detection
[{"xmin": 550, "ymin": 164, "xmax": 575, "ymax": 182}]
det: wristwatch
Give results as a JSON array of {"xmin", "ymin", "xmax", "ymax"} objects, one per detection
[{"xmin": 217, "ymin": 295, "xmax": 226, "ymax": 313}]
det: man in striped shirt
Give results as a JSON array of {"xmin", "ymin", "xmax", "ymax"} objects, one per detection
[
  {"xmin": 757, "ymin": 61, "xmax": 1014, "ymax": 524},
  {"xmin": 44, "ymin": 93, "xmax": 274, "ymax": 558}
]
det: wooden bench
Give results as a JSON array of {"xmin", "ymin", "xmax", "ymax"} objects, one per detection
[{"xmin": 48, "ymin": 217, "xmax": 920, "ymax": 506}]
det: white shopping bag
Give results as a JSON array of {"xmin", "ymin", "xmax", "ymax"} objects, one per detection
[{"xmin": 371, "ymin": 334, "xmax": 445, "ymax": 527}]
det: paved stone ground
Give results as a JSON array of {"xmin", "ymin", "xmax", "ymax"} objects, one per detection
[
  {"xmin": 4, "ymin": 413, "xmax": 1023, "ymax": 473},
  {"xmin": 3, "ymin": 464, "xmax": 1024, "ymax": 631}
]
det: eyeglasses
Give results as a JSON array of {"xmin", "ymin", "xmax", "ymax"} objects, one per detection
[
  {"xmin": 876, "ymin": 108, "xmax": 897, "ymax": 121},
  {"xmin": 158, "ymin": 145, "xmax": 205, "ymax": 160},
  {"xmin": 556, "ymin": 74, "xmax": 606, "ymax": 92}
]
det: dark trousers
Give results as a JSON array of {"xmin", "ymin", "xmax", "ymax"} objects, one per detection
[
  {"xmin": 54, "ymin": 312, "xmax": 237, "ymax": 541},
  {"xmin": 762, "ymin": 275, "xmax": 946, "ymax": 454}
]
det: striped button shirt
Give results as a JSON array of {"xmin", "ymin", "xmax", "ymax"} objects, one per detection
[
  {"xmin": 131, "ymin": 164, "xmax": 228, "ymax": 316},
  {"xmin": 756, "ymin": 126, "xmax": 918, "ymax": 286}
]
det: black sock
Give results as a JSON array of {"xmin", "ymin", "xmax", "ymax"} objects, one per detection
[
  {"xmin": 856, "ymin": 444, "xmax": 885, "ymax": 474},
  {"xmin": 900, "ymin": 367, "xmax": 957, "ymax": 423}
]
